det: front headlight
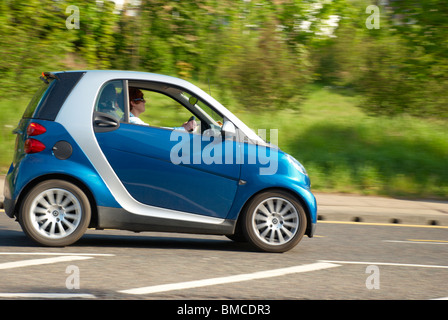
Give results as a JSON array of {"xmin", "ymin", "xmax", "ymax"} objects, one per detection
[{"xmin": 286, "ymin": 154, "xmax": 308, "ymax": 176}]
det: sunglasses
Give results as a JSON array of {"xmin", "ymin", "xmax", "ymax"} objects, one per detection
[{"xmin": 132, "ymin": 98, "xmax": 146, "ymax": 102}]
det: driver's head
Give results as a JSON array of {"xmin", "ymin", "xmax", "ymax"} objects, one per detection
[
  {"xmin": 129, "ymin": 87, "xmax": 146, "ymax": 115},
  {"xmin": 129, "ymin": 87, "xmax": 144, "ymax": 103}
]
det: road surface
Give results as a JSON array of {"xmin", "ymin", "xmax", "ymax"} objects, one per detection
[{"xmin": 0, "ymin": 211, "xmax": 447, "ymax": 301}]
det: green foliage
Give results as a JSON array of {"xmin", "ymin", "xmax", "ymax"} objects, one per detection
[
  {"xmin": 216, "ymin": 19, "xmax": 312, "ymax": 110},
  {"xmin": 356, "ymin": 2, "xmax": 448, "ymax": 118},
  {"xmin": 313, "ymin": 0, "xmax": 448, "ymax": 118},
  {"xmin": 0, "ymin": 0, "xmax": 75, "ymax": 96}
]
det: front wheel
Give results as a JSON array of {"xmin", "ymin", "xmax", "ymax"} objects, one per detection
[
  {"xmin": 242, "ymin": 190, "xmax": 307, "ymax": 253},
  {"xmin": 19, "ymin": 180, "xmax": 91, "ymax": 247}
]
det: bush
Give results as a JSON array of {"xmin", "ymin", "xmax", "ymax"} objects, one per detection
[
  {"xmin": 217, "ymin": 20, "xmax": 312, "ymax": 111},
  {"xmin": 356, "ymin": 34, "xmax": 448, "ymax": 118}
]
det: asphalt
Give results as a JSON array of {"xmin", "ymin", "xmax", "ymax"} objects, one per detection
[{"xmin": 1, "ymin": 175, "xmax": 448, "ymax": 226}]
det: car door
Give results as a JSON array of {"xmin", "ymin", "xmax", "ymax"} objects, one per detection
[{"xmin": 93, "ymin": 80, "xmax": 241, "ymax": 219}]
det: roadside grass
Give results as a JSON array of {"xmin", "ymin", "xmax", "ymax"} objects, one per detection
[{"xmin": 0, "ymin": 84, "xmax": 447, "ymax": 199}]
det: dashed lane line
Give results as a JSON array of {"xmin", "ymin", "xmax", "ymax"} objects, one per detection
[
  {"xmin": 318, "ymin": 220, "xmax": 448, "ymax": 229},
  {"xmin": 319, "ymin": 260, "xmax": 448, "ymax": 269},
  {"xmin": 0, "ymin": 252, "xmax": 115, "ymax": 270},
  {"xmin": 0, "ymin": 293, "xmax": 96, "ymax": 299},
  {"xmin": 0, "ymin": 252, "xmax": 114, "ymax": 256},
  {"xmin": 408, "ymin": 239, "xmax": 448, "ymax": 243},
  {"xmin": 0, "ymin": 255, "xmax": 93, "ymax": 270},
  {"xmin": 383, "ymin": 240, "xmax": 448, "ymax": 245}
]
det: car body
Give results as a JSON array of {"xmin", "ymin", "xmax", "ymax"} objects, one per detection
[{"xmin": 2, "ymin": 70, "xmax": 316, "ymax": 252}]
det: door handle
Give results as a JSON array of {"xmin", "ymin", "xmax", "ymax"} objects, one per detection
[
  {"xmin": 93, "ymin": 112, "xmax": 120, "ymax": 132},
  {"xmin": 95, "ymin": 118, "xmax": 118, "ymax": 127}
]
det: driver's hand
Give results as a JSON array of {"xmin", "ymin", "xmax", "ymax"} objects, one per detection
[{"xmin": 182, "ymin": 119, "xmax": 197, "ymax": 132}]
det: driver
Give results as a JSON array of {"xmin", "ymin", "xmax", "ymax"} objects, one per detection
[{"xmin": 129, "ymin": 87, "xmax": 197, "ymax": 132}]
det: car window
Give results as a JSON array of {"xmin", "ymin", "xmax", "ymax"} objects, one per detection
[
  {"xmin": 95, "ymin": 80, "xmax": 125, "ymax": 121},
  {"xmin": 138, "ymin": 90, "xmax": 192, "ymax": 128},
  {"xmin": 125, "ymin": 82, "xmax": 224, "ymax": 134},
  {"xmin": 23, "ymin": 80, "xmax": 55, "ymax": 119},
  {"xmin": 182, "ymin": 92, "xmax": 223, "ymax": 130}
]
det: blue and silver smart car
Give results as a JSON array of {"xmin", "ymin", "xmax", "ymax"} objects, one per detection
[{"xmin": 2, "ymin": 70, "xmax": 316, "ymax": 252}]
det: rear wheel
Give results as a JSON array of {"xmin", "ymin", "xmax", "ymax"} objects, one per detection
[
  {"xmin": 242, "ymin": 190, "xmax": 306, "ymax": 253},
  {"xmin": 19, "ymin": 180, "xmax": 91, "ymax": 246}
]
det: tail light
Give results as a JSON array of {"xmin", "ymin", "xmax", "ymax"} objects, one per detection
[
  {"xmin": 27, "ymin": 122, "xmax": 46, "ymax": 136},
  {"xmin": 24, "ymin": 138, "xmax": 46, "ymax": 154},
  {"xmin": 25, "ymin": 123, "xmax": 46, "ymax": 153}
]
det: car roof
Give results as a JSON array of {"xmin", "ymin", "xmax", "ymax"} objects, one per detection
[
  {"xmin": 54, "ymin": 70, "xmax": 265, "ymax": 144},
  {"xmin": 56, "ymin": 69, "xmax": 192, "ymax": 87}
]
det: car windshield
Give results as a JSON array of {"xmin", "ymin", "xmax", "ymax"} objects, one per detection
[{"xmin": 181, "ymin": 92, "xmax": 223, "ymax": 130}]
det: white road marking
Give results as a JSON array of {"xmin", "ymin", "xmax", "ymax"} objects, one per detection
[
  {"xmin": 0, "ymin": 293, "xmax": 96, "ymax": 299},
  {"xmin": 0, "ymin": 252, "xmax": 114, "ymax": 256},
  {"xmin": 318, "ymin": 221, "xmax": 448, "ymax": 229},
  {"xmin": 119, "ymin": 262, "xmax": 341, "ymax": 295},
  {"xmin": 383, "ymin": 240, "xmax": 448, "ymax": 245},
  {"xmin": 0, "ymin": 256, "xmax": 92, "ymax": 270},
  {"xmin": 319, "ymin": 260, "xmax": 448, "ymax": 269}
]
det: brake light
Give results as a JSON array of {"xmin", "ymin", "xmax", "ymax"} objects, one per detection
[
  {"xmin": 27, "ymin": 122, "xmax": 46, "ymax": 136},
  {"xmin": 24, "ymin": 138, "xmax": 46, "ymax": 154}
]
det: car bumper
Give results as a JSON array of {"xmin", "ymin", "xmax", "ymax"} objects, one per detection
[
  {"xmin": 3, "ymin": 170, "xmax": 15, "ymax": 218},
  {"xmin": 308, "ymin": 221, "xmax": 317, "ymax": 238}
]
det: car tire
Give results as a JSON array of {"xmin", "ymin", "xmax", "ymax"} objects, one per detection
[
  {"xmin": 19, "ymin": 180, "xmax": 91, "ymax": 247},
  {"xmin": 242, "ymin": 190, "xmax": 307, "ymax": 253}
]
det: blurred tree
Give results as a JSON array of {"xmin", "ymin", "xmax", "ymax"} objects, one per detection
[
  {"xmin": 357, "ymin": 0, "xmax": 448, "ymax": 118},
  {"xmin": 70, "ymin": 0, "xmax": 118, "ymax": 68},
  {"xmin": 312, "ymin": 0, "xmax": 448, "ymax": 118},
  {"xmin": 387, "ymin": 0, "xmax": 448, "ymax": 117},
  {"xmin": 0, "ymin": 0, "xmax": 118, "ymax": 97},
  {"xmin": 212, "ymin": 0, "xmax": 344, "ymax": 111},
  {"xmin": 217, "ymin": 17, "xmax": 312, "ymax": 111},
  {"xmin": 0, "ymin": 0, "xmax": 75, "ymax": 96}
]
